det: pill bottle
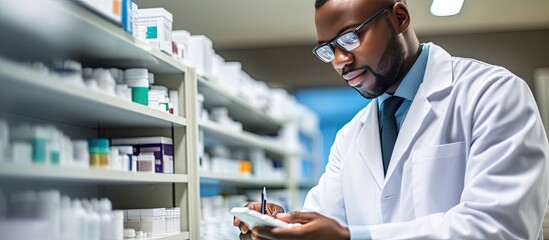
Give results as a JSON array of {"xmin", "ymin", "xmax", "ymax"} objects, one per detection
[
  {"xmin": 88, "ymin": 139, "xmax": 110, "ymax": 168},
  {"xmin": 125, "ymin": 69, "xmax": 149, "ymax": 106}
]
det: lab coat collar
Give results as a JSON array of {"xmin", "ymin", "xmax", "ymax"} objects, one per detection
[
  {"xmin": 358, "ymin": 99, "xmax": 385, "ymax": 189},
  {"xmin": 384, "ymin": 43, "xmax": 454, "ymax": 182}
]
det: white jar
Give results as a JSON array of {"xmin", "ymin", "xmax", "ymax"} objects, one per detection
[{"xmin": 125, "ymin": 69, "xmax": 150, "ymax": 106}]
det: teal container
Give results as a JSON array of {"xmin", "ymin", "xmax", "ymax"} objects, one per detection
[
  {"xmin": 88, "ymin": 138, "xmax": 110, "ymax": 154},
  {"xmin": 125, "ymin": 69, "xmax": 150, "ymax": 106},
  {"xmin": 32, "ymin": 138, "xmax": 47, "ymax": 164},
  {"xmin": 131, "ymin": 87, "xmax": 149, "ymax": 106}
]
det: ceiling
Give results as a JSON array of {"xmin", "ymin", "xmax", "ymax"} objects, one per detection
[{"xmin": 134, "ymin": 0, "xmax": 549, "ymax": 51}]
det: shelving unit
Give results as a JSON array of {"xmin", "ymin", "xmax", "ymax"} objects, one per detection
[
  {"xmin": 198, "ymin": 77, "xmax": 284, "ymax": 133},
  {"xmin": 0, "ymin": 163, "xmax": 189, "ymax": 184},
  {"xmin": 199, "ymin": 119, "xmax": 294, "ymax": 158},
  {"xmin": 199, "ymin": 171, "xmax": 287, "ymax": 187},
  {"xmin": 0, "ymin": 0, "xmax": 322, "ymax": 239},
  {"xmin": 0, "ymin": 0, "xmax": 197, "ymax": 239},
  {"xmin": 0, "ymin": 57, "xmax": 186, "ymax": 128}
]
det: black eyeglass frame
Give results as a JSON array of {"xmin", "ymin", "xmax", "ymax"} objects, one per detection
[{"xmin": 312, "ymin": 4, "xmax": 395, "ymax": 63}]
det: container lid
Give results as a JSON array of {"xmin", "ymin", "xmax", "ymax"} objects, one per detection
[
  {"xmin": 138, "ymin": 8, "xmax": 173, "ymax": 22},
  {"xmin": 112, "ymin": 137, "xmax": 173, "ymax": 145},
  {"xmin": 150, "ymin": 85, "xmax": 168, "ymax": 95},
  {"xmin": 117, "ymin": 146, "xmax": 134, "ymax": 154},
  {"xmin": 127, "ymin": 78, "xmax": 150, "ymax": 88},
  {"xmin": 111, "ymin": 138, "xmax": 140, "ymax": 146},
  {"xmin": 138, "ymin": 136, "xmax": 173, "ymax": 145},
  {"xmin": 125, "ymin": 68, "xmax": 149, "ymax": 80},
  {"xmin": 88, "ymin": 139, "xmax": 109, "ymax": 148}
]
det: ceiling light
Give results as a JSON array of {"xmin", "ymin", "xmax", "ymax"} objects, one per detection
[{"xmin": 430, "ymin": 0, "xmax": 465, "ymax": 17}]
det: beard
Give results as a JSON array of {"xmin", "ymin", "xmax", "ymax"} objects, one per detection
[{"xmin": 353, "ymin": 35, "xmax": 406, "ymax": 99}]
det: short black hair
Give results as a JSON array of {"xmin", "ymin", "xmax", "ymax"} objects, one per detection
[{"xmin": 315, "ymin": 0, "xmax": 328, "ymax": 9}]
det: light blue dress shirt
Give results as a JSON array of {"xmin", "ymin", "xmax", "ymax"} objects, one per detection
[
  {"xmin": 377, "ymin": 43, "xmax": 430, "ymax": 131},
  {"xmin": 349, "ymin": 43, "xmax": 430, "ymax": 240}
]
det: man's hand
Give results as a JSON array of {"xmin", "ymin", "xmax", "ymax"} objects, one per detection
[
  {"xmin": 233, "ymin": 202, "xmax": 285, "ymax": 240},
  {"xmin": 251, "ymin": 211, "xmax": 350, "ymax": 240}
]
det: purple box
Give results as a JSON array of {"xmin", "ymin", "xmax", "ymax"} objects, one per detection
[{"xmin": 112, "ymin": 137, "xmax": 174, "ymax": 173}]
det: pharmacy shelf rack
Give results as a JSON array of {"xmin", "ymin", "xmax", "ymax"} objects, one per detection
[
  {"xmin": 152, "ymin": 232, "xmax": 190, "ymax": 240},
  {"xmin": 0, "ymin": 0, "xmax": 187, "ymax": 74},
  {"xmin": 199, "ymin": 120, "xmax": 297, "ymax": 158},
  {"xmin": 0, "ymin": 57, "xmax": 186, "ymax": 128},
  {"xmin": 198, "ymin": 77, "xmax": 285, "ymax": 134},
  {"xmin": 199, "ymin": 171, "xmax": 287, "ymax": 188},
  {"xmin": 0, "ymin": 163, "xmax": 189, "ymax": 184}
]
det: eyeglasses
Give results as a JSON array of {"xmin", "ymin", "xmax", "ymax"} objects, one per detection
[{"xmin": 312, "ymin": 4, "xmax": 394, "ymax": 63}]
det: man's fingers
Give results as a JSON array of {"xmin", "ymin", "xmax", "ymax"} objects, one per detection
[
  {"xmin": 233, "ymin": 216, "xmax": 241, "ymax": 227},
  {"xmin": 239, "ymin": 221, "xmax": 250, "ymax": 234},
  {"xmin": 267, "ymin": 203, "xmax": 285, "ymax": 215},
  {"xmin": 239, "ymin": 232, "xmax": 253, "ymax": 240}
]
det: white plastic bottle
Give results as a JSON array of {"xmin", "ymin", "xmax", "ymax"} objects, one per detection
[
  {"xmin": 99, "ymin": 198, "xmax": 113, "ymax": 240},
  {"xmin": 87, "ymin": 199, "xmax": 101, "ymax": 240},
  {"xmin": 10, "ymin": 190, "xmax": 37, "ymax": 218},
  {"xmin": 60, "ymin": 196, "xmax": 76, "ymax": 240},
  {"xmin": 36, "ymin": 190, "xmax": 61, "ymax": 240},
  {"xmin": 73, "ymin": 199, "xmax": 89, "ymax": 240}
]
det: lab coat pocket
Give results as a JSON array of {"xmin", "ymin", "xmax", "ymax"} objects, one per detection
[{"xmin": 411, "ymin": 141, "xmax": 466, "ymax": 218}]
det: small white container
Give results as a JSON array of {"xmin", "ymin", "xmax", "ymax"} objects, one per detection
[
  {"xmin": 115, "ymin": 84, "xmax": 132, "ymax": 102},
  {"xmin": 36, "ymin": 190, "xmax": 61, "ymax": 240},
  {"xmin": 125, "ymin": 69, "xmax": 150, "ymax": 106},
  {"xmin": 11, "ymin": 141, "xmax": 32, "ymax": 164},
  {"xmin": 131, "ymin": 2, "xmax": 139, "ymax": 38},
  {"xmin": 53, "ymin": 60, "xmax": 85, "ymax": 87},
  {"xmin": 109, "ymin": 148, "xmax": 122, "ymax": 171},
  {"xmin": 136, "ymin": 8, "xmax": 173, "ymax": 54},
  {"xmin": 113, "ymin": 211, "xmax": 124, "ymax": 240},
  {"xmin": 72, "ymin": 140, "xmax": 89, "ymax": 168},
  {"xmin": 220, "ymin": 62, "xmax": 242, "ymax": 96},
  {"xmin": 189, "ymin": 35, "xmax": 214, "ymax": 78},
  {"xmin": 99, "ymin": 199, "xmax": 113, "ymax": 240},
  {"xmin": 172, "ymin": 30, "xmax": 191, "ymax": 66},
  {"xmin": 169, "ymin": 90, "xmax": 179, "ymax": 116},
  {"xmin": 137, "ymin": 153, "xmax": 155, "ymax": 172},
  {"xmin": 92, "ymin": 68, "xmax": 117, "ymax": 96}
]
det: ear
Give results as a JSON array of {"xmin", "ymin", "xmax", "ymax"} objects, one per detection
[{"xmin": 392, "ymin": 2, "xmax": 411, "ymax": 34}]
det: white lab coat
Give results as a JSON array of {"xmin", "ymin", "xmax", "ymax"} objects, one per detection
[{"xmin": 303, "ymin": 43, "xmax": 549, "ymax": 239}]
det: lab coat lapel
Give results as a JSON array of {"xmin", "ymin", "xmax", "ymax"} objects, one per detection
[
  {"xmin": 358, "ymin": 99, "xmax": 384, "ymax": 189},
  {"xmin": 384, "ymin": 43, "xmax": 455, "ymax": 181}
]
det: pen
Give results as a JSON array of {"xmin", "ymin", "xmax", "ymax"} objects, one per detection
[{"xmin": 261, "ymin": 187, "xmax": 267, "ymax": 215}]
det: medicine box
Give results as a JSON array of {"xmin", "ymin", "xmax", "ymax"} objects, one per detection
[
  {"xmin": 126, "ymin": 209, "xmax": 141, "ymax": 231},
  {"xmin": 140, "ymin": 208, "xmax": 166, "ymax": 237},
  {"xmin": 111, "ymin": 137, "xmax": 174, "ymax": 173},
  {"xmin": 136, "ymin": 8, "xmax": 173, "ymax": 54}
]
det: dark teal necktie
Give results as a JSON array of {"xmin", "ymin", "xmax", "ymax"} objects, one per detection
[{"xmin": 380, "ymin": 96, "xmax": 404, "ymax": 176}]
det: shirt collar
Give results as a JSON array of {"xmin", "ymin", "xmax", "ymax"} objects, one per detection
[{"xmin": 378, "ymin": 43, "xmax": 430, "ymax": 106}]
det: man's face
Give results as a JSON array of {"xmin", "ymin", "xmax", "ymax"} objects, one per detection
[{"xmin": 315, "ymin": 0, "xmax": 406, "ymax": 99}]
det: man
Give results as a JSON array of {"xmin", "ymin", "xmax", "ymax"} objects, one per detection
[{"xmin": 234, "ymin": 0, "xmax": 549, "ymax": 239}]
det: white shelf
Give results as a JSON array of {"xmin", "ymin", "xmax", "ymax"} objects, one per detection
[
  {"xmin": 152, "ymin": 232, "xmax": 190, "ymax": 240},
  {"xmin": 199, "ymin": 120, "xmax": 296, "ymax": 158},
  {"xmin": 0, "ymin": 57, "xmax": 186, "ymax": 128},
  {"xmin": 0, "ymin": 163, "xmax": 188, "ymax": 184},
  {"xmin": 0, "ymin": 0, "xmax": 187, "ymax": 74},
  {"xmin": 198, "ymin": 77, "xmax": 284, "ymax": 133},
  {"xmin": 200, "ymin": 171, "xmax": 287, "ymax": 187}
]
